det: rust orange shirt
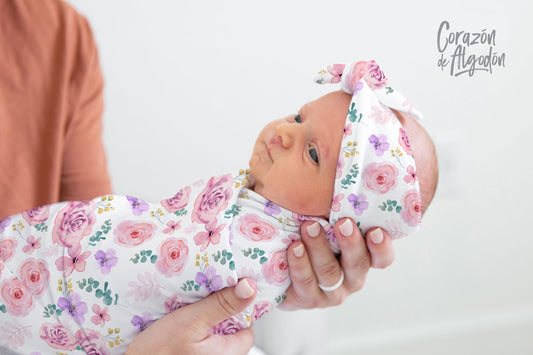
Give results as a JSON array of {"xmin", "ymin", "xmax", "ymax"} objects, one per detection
[{"xmin": 0, "ymin": 0, "xmax": 111, "ymax": 220}]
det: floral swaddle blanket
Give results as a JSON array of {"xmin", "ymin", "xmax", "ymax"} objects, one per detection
[{"xmin": 0, "ymin": 171, "xmax": 304, "ymax": 354}]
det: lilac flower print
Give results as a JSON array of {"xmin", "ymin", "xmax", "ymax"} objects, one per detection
[
  {"xmin": 95, "ymin": 249, "xmax": 119, "ymax": 274},
  {"xmin": 127, "ymin": 196, "xmax": 149, "ymax": 216},
  {"xmin": 57, "ymin": 293, "xmax": 88, "ymax": 324},
  {"xmin": 264, "ymin": 200, "xmax": 281, "ymax": 217},
  {"xmin": 0, "ymin": 217, "xmax": 11, "ymax": 233},
  {"xmin": 347, "ymin": 193, "xmax": 369, "ymax": 216},
  {"xmin": 131, "ymin": 312, "xmax": 155, "ymax": 332},
  {"xmin": 368, "ymin": 134, "xmax": 390, "ymax": 156},
  {"xmin": 195, "ymin": 266, "xmax": 223, "ymax": 292}
]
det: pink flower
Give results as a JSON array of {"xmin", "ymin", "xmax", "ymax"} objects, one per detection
[
  {"xmin": 161, "ymin": 186, "xmax": 191, "ymax": 213},
  {"xmin": 250, "ymin": 301, "xmax": 273, "ymax": 322},
  {"xmin": 236, "ymin": 213, "xmax": 278, "ymax": 243},
  {"xmin": 404, "ymin": 165, "xmax": 418, "ymax": 185},
  {"xmin": 114, "ymin": 220, "xmax": 157, "ymax": 247},
  {"xmin": 346, "ymin": 61, "xmax": 368, "ymax": 91},
  {"xmin": 363, "ymin": 60, "xmax": 388, "ymax": 89},
  {"xmin": 75, "ymin": 328, "xmax": 110, "ymax": 355},
  {"xmin": 362, "ymin": 162, "xmax": 399, "ymax": 194},
  {"xmin": 343, "ymin": 123, "xmax": 352, "ymax": 140},
  {"xmin": 162, "ymin": 220, "xmax": 181, "ymax": 235},
  {"xmin": 39, "ymin": 322, "xmax": 77, "ymax": 350},
  {"xmin": 18, "ymin": 258, "xmax": 49, "ymax": 296},
  {"xmin": 261, "ymin": 249, "xmax": 289, "ymax": 286},
  {"xmin": 55, "ymin": 248, "xmax": 91, "ymax": 277},
  {"xmin": 331, "ymin": 193, "xmax": 344, "ymax": 213},
  {"xmin": 0, "ymin": 277, "xmax": 34, "ymax": 316},
  {"xmin": 52, "ymin": 201, "xmax": 96, "ymax": 252},
  {"xmin": 399, "ymin": 127, "xmax": 414, "ymax": 156},
  {"xmin": 155, "ymin": 237, "xmax": 189, "ymax": 277},
  {"xmin": 191, "ymin": 175, "xmax": 233, "ymax": 224},
  {"xmin": 22, "ymin": 205, "xmax": 50, "ymax": 226},
  {"xmin": 327, "ymin": 64, "xmax": 346, "ymax": 83},
  {"xmin": 369, "ymin": 105, "xmax": 395, "ymax": 125},
  {"xmin": 211, "ymin": 316, "xmax": 246, "ymax": 335},
  {"xmin": 193, "ymin": 220, "xmax": 225, "ymax": 252},
  {"xmin": 0, "ymin": 239, "xmax": 17, "ymax": 263},
  {"xmin": 91, "ymin": 304, "xmax": 111, "ymax": 327},
  {"xmin": 400, "ymin": 189, "xmax": 422, "ymax": 227},
  {"xmin": 336, "ymin": 156, "xmax": 345, "ymax": 179},
  {"xmin": 164, "ymin": 294, "xmax": 187, "ymax": 314},
  {"xmin": 22, "ymin": 235, "xmax": 41, "ymax": 254}
]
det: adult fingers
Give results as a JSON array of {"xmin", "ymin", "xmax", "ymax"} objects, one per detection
[
  {"xmin": 186, "ymin": 278, "xmax": 257, "ymax": 341},
  {"xmin": 198, "ymin": 327, "xmax": 255, "ymax": 355},
  {"xmin": 335, "ymin": 218, "xmax": 372, "ymax": 294},
  {"xmin": 365, "ymin": 228, "xmax": 395, "ymax": 269}
]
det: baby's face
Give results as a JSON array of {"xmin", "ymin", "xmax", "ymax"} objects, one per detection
[{"xmin": 249, "ymin": 91, "xmax": 351, "ymax": 216}]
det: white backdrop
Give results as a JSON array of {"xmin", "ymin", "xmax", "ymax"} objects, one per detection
[{"xmin": 68, "ymin": 1, "xmax": 533, "ymax": 354}]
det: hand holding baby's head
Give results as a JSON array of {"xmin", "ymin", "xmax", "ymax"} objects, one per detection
[{"xmin": 249, "ymin": 61, "xmax": 438, "ymax": 238}]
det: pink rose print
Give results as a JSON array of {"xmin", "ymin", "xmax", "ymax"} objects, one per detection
[
  {"xmin": 22, "ymin": 235, "xmax": 41, "ymax": 254},
  {"xmin": 236, "ymin": 213, "xmax": 278, "ymax": 242},
  {"xmin": 0, "ymin": 277, "xmax": 34, "ymax": 316},
  {"xmin": 193, "ymin": 219, "xmax": 225, "ymax": 252},
  {"xmin": 39, "ymin": 322, "xmax": 78, "ymax": 350},
  {"xmin": 55, "ymin": 248, "xmax": 91, "ymax": 277},
  {"xmin": 161, "ymin": 186, "xmax": 191, "ymax": 213},
  {"xmin": 404, "ymin": 165, "xmax": 418, "ymax": 185},
  {"xmin": 22, "ymin": 205, "xmax": 50, "ymax": 226},
  {"xmin": 362, "ymin": 162, "xmax": 399, "ymax": 194},
  {"xmin": 211, "ymin": 316, "xmax": 246, "ymax": 335},
  {"xmin": 114, "ymin": 220, "xmax": 157, "ymax": 247},
  {"xmin": 369, "ymin": 105, "xmax": 395, "ymax": 125},
  {"xmin": 399, "ymin": 127, "xmax": 414, "ymax": 156},
  {"xmin": 164, "ymin": 294, "xmax": 187, "ymax": 314},
  {"xmin": 162, "ymin": 220, "xmax": 181, "ymax": 234},
  {"xmin": 336, "ymin": 156, "xmax": 345, "ymax": 179},
  {"xmin": 400, "ymin": 189, "xmax": 422, "ymax": 227},
  {"xmin": 261, "ymin": 249, "xmax": 289, "ymax": 286},
  {"xmin": 363, "ymin": 60, "xmax": 388, "ymax": 89},
  {"xmin": 327, "ymin": 64, "xmax": 346, "ymax": 83},
  {"xmin": 75, "ymin": 328, "xmax": 110, "ymax": 355},
  {"xmin": 91, "ymin": 304, "xmax": 111, "ymax": 327},
  {"xmin": 156, "ymin": 237, "xmax": 189, "ymax": 277},
  {"xmin": 19, "ymin": 258, "xmax": 49, "ymax": 297},
  {"xmin": 343, "ymin": 123, "xmax": 353, "ymax": 140},
  {"xmin": 251, "ymin": 301, "xmax": 273, "ymax": 322},
  {"xmin": 191, "ymin": 175, "xmax": 233, "ymax": 224},
  {"xmin": 0, "ymin": 239, "xmax": 17, "ymax": 263},
  {"xmin": 52, "ymin": 201, "xmax": 96, "ymax": 252},
  {"xmin": 331, "ymin": 193, "xmax": 344, "ymax": 213},
  {"xmin": 346, "ymin": 61, "xmax": 368, "ymax": 91}
]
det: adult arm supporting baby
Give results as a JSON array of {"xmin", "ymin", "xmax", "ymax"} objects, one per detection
[{"xmin": 126, "ymin": 278, "xmax": 258, "ymax": 355}]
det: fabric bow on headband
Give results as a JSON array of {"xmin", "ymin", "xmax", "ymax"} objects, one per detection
[{"xmin": 315, "ymin": 60, "xmax": 423, "ymax": 245}]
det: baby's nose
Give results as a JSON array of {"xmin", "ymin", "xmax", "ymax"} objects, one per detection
[{"xmin": 275, "ymin": 123, "xmax": 302, "ymax": 148}]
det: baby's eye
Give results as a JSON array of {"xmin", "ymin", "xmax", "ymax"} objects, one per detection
[
  {"xmin": 294, "ymin": 114, "xmax": 302, "ymax": 123},
  {"xmin": 308, "ymin": 146, "xmax": 319, "ymax": 164}
]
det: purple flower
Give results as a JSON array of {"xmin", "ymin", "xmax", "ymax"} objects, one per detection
[
  {"xmin": 95, "ymin": 249, "xmax": 119, "ymax": 274},
  {"xmin": 0, "ymin": 217, "xmax": 11, "ymax": 233},
  {"xmin": 131, "ymin": 312, "xmax": 155, "ymax": 332},
  {"xmin": 368, "ymin": 134, "xmax": 390, "ymax": 156},
  {"xmin": 264, "ymin": 200, "xmax": 281, "ymax": 216},
  {"xmin": 57, "ymin": 293, "xmax": 88, "ymax": 324},
  {"xmin": 347, "ymin": 193, "xmax": 369, "ymax": 216},
  {"xmin": 127, "ymin": 196, "xmax": 149, "ymax": 216},
  {"xmin": 195, "ymin": 266, "xmax": 223, "ymax": 292}
]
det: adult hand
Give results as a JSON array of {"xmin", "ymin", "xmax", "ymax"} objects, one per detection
[
  {"xmin": 126, "ymin": 278, "xmax": 257, "ymax": 355},
  {"xmin": 281, "ymin": 218, "xmax": 394, "ymax": 310}
]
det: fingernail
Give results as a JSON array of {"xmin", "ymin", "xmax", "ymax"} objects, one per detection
[
  {"xmin": 307, "ymin": 222, "xmax": 320, "ymax": 238},
  {"xmin": 339, "ymin": 219, "xmax": 353, "ymax": 237},
  {"xmin": 293, "ymin": 244, "xmax": 304, "ymax": 258},
  {"xmin": 235, "ymin": 279, "xmax": 255, "ymax": 299},
  {"xmin": 369, "ymin": 228, "xmax": 384, "ymax": 244}
]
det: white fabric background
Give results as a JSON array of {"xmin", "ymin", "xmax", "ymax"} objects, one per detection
[{"xmin": 67, "ymin": 1, "xmax": 533, "ymax": 354}]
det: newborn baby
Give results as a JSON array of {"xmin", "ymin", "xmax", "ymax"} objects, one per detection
[{"xmin": 0, "ymin": 61, "xmax": 437, "ymax": 354}]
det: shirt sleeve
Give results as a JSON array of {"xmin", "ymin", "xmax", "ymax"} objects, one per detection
[{"xmin": 60, "ymin": 14, "xmax": 112, "ymax": 201}]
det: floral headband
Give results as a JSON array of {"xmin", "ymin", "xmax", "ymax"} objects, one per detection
[{"xmin": 314, "ymin": 61, "xmax": 423, "ymax": 244}]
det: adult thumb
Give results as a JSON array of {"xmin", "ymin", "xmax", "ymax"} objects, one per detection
[{"xmin": 189, "ymin": 278, "xmax": 257, "ymax": 338}]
